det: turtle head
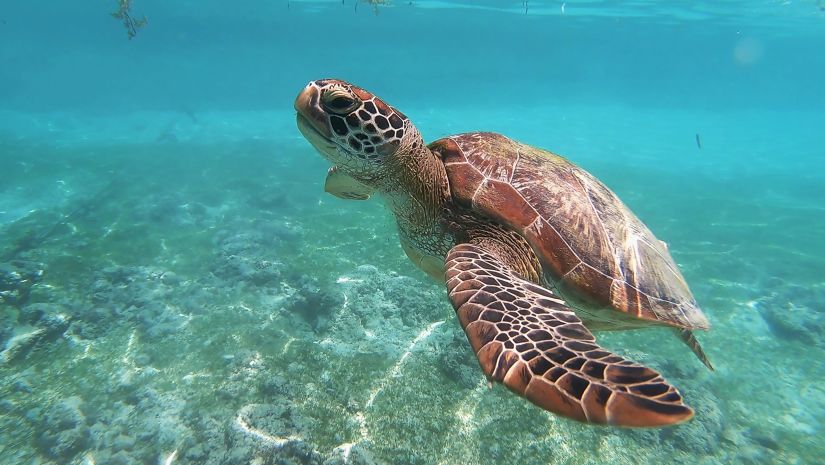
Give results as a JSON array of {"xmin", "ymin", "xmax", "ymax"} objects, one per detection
[{"xmin": 295, "ymin": 79, "xmax": 424, "ymax": 180}]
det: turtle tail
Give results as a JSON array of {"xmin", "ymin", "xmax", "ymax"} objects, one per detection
[{"xmin": 677, "ymin": 329, "xmax": 714, "ymax": 371}]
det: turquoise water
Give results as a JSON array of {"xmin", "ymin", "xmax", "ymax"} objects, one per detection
[{"xmin": 1, "ymin": 1, "xmax": 824, "ymax": 464}]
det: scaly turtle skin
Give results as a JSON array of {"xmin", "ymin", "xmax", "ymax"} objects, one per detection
[{"xmin": 294, "ymin": 79, "xmax": 711, "ymax": 427}]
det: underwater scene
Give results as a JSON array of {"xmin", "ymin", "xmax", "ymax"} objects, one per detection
[{"xmin": 1, "ymin": 1, "xmax": 824, "ymax": 464}]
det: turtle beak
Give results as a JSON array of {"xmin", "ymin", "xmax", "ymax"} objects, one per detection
[{"xmin": 294, "ymin": 83, "xmax": 332, "ymax": 140}]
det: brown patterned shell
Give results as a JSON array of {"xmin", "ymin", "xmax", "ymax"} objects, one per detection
[{"xmin": 431, "ymin": 132, "xmax": 709, "ymax": 331}]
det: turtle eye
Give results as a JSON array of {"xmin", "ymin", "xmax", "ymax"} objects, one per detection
[{"xmin": 322, "ymin": 89, "xmax": 360, "ymax": 115}]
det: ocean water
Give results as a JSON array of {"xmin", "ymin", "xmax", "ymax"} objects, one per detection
[{"xmin": 1, "ymin": 1, "xmax": 823, "ymax": 464}]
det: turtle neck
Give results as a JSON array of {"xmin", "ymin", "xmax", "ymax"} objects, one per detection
[{"xmin": 376, "ymin": 135, "xmax": 454, "ymax": 259}]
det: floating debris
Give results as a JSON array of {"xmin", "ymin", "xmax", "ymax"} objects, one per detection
[
  {"xmin": 355, "ymin": 0, "xmax": 390, "ymax": 14},
  {"xmin": 111, "ymin": 0, "xmax": 147, "ymax": 39}
]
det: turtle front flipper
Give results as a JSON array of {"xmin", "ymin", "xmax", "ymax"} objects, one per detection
[
  {"xmin": 324, "ymin": 166, "xmax": 375, "ymax": 200},
  {"xmin": 445, "ymin": 243, "xmax": 693, "ymax": 427}
]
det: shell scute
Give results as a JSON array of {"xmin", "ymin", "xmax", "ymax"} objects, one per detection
[{"xmin": 437, "ymin": 132, "xmax": 709, "ymax": 330}]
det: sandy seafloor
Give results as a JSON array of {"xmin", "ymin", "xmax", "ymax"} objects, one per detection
[{"xmin": 1, "ymin": 2, "xmax": 825, "ymax": 465}]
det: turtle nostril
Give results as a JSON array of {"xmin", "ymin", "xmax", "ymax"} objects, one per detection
[
  {"xmin": 295, "ymin": 85, "xmax": 334, "ymax": 139},
  {"xmin": 294, "ymin": 85, "xmax": 318, "ymax": 114}
]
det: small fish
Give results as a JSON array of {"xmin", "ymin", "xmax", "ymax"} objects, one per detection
[{"xmin": 695, "ymin": 133, "xmax": 702, "ymax": 150}]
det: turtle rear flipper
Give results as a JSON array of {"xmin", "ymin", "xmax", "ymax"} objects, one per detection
[
  {"xmin": 445, "ymin": 244, "xmax": 693, "ymax": 427},
  {"xmin": 678, "ymin": 329, "xmax": 714, "ymax": 371}
]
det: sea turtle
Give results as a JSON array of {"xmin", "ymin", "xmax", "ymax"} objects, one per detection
[{"xmin": 294, "ymin": 79, "xmax": 711, "ymax": 427}]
